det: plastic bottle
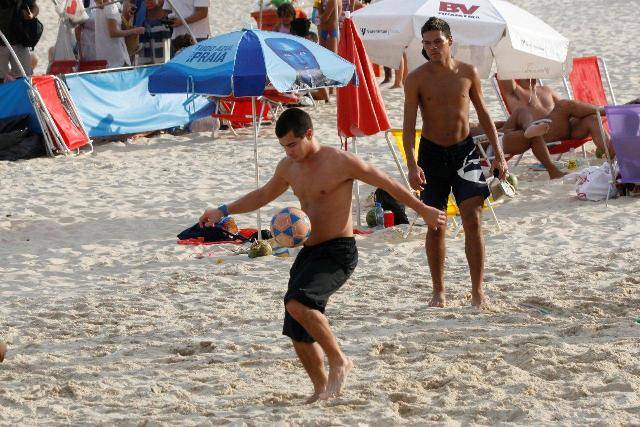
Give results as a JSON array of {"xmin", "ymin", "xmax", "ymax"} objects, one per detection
[
  {"xmin": 374, "ymin": 202, "xmax": 384, "ymax": 229},
  {"xmin": 567, "ymin": 147, "xmax": 577, "ymax": 171}
]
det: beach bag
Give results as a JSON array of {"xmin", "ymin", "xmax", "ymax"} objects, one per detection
[
  {"xmin": 374, "ymin": 188, "xmax": 409, "ymax": 225},
  {"xmin": 574, "ymin": 163, "xmax": 617, "ymax": 201}
]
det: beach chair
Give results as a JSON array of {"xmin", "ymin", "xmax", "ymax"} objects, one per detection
[
  {"xmin": 604, "ymin": 104, "xmax": 640, "ymax": 199},
  {"xmin": 564, "ymin": 56, "xmax": 617, "ymax": 107},
  {"xmin": 78, "ymin": 60, "xmax": 108, "ymax": 72},
  {"xmin": 262, "ymin": 88, "xmax": 301, "ymax": 116},
  {"xmin": 48, "ymin": 60, "xmax": 79, "ymax": 75},
  {"xmin": 29, "ymin": 75, "xmax": 92, "ymax": 156},
  {"xmin": 211, "ymin": 96, "xmax": 272, "ymax": 136}
]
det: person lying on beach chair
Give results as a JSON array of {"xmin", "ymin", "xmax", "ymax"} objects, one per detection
[{"xmin": 498, "ymin": 78, "xmax": 614, "ymax": 157}]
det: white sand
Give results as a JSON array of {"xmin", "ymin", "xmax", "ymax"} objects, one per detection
[{"xmin": 1, "ymin": 0, "xmax": 639, "ymax": 424}]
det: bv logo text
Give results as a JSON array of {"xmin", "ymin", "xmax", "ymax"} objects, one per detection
[{"xmin": 439, "ymin": 2, "xmax": 480, "ymax": 17}]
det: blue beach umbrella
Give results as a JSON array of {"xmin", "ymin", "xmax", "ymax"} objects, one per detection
[{"xmin": 148, "ymin": 29, "xmax": 356, "ymax": 235}]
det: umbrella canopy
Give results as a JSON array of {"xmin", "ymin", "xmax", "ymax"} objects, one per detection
[
  {"xmin": 148, "ymin": 29, "xmax": 356, "ymax": 97},
  {"xmin": 351, "ymin": 0, "xmax": 570, "ymax": 79},
  {"xmin": 337, "ymin": 17, "xmax": 391, "ymax": 138}
]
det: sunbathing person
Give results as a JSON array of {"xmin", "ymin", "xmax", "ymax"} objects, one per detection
[
  {"xmin": 498, "ymin": 78, "xmax": 614, "ymax": 157},
  {"xmin": 470, "ymin": 109, "xmax": 567, "ymax": 179}
]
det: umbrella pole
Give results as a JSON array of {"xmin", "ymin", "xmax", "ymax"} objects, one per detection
[
  {"xmin": 251, "ymin": 96, "xmax": 262, "ymax": 239},
  {"xmin": 258, "ymin": 0, "xmax": 264, "ymax": 29},
  {"xmin": 351, "ymin": 137, "xmax": 363, "ymax": 228}
]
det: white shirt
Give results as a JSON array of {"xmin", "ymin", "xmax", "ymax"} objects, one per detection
[
  {"xmin": 94, "ymin": 3, "xmax": 131, "ymax": 68},
  {"xmin": 163, "ymin": 0, "xmax": 210, "ymax": 40}
]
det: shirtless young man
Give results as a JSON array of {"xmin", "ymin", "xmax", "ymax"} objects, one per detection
[
  {"xmin": 403, "ymin": 18, "xmax": 508, "ymax": 308},
  {"xmin": 199, "ymin": 108, "xmax": 446, "ymax": 403},
  {"xmin": 318, "ymin": 0, "xmax": 341, "ymax": 54},
  {"xmin": 498, "ymin": 78, "xmax": 614, "ymax": 157}
]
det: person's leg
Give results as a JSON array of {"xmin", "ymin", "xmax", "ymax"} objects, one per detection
[
  {"xmin": 0, "ymin": 341, "xmax": 6, "ymax": 363},
  {"xmin": 285, "ymin": 300, "xmax": 352, "ymax": 399},
  {"xmin": 381, "ymin": 66, "xmax": 391, "ymax": 84},
  {"xmin": 292, "ymin": 340, "xmax": 328, "ymax": 403},
  {"xmin": 426, "ymin": 225, "xmax": 447, "ymax": 307},
  {"xmin": 458, "ymin": 196, "xmax": 486, "ymax": 307},
  {"xmin": 390, "ymin": 54, "xmax": 405, "ymax": 89},
  {"xmin": 501, "ymin": 130, "xmax": 565, "ymax": 179},
  {"xmin": 570, "ymin": 114, "xmax": 614, "ymax": 157}
]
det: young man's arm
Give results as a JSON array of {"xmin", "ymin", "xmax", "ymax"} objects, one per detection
[
  {"xmin": 198, "ymin": 162, "xmax": 290, "ymax": 227},
  {"xmin": 107, "ymin": 18, "xmax": 145, "ymax": 37},
  {"xmin": 402, "ymin": 72, "xmax": 425, "ymax": 191},
  {"xmin": 171, "ymin": 6, "xmax": 208, "ymax": 27},
  {"xmin": 346, "ymin": 153, "xmax": 447, "ymax": 229},
  {"xmin": 470, "ymin": 67, "xmax": 508, "ymax": 179}
]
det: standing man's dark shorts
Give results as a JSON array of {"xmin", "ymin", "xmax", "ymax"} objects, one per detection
[
  {"xmin": 418, "ymin": 135, "xmax": 490, "ymax": 210},
  {"xmin": 283, "ymin": 237, "xmax": 358, "ymax": 343}
]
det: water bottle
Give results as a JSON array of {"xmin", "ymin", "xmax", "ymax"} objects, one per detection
[
  {"xmin": 374, "ymin": 202, "xmax": 384, "ymax": 229},
  {"xmin": 567, "ymin": 148, "xmax": 577, "ymax": 171}
]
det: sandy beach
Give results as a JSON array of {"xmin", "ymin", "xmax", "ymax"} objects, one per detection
[{"xmin": 1, "ymin": 0, "xmax": 639, "ymax": 424}]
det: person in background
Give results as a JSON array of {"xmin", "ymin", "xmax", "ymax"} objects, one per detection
[
  {"xmin": 121, "ymin": 0, "xmax": 141, "ymax": 63},
  {"xmin": 290, "ymin": 18, "xmax": 328, "ymax": 103},
  {"xmin": 172, "ymin": 33, "xmax": 194, "ymax": 53},
  {"xmin": 317, "ymin": 0, "xmax": 340, "ymax": 54},
  {"xmin": 273, "ymin": 2, "xmax": 296, "ymax": 34},
  {"xmin": 0, "ymin": 0, "xmax": 40, "ymax": 81},
  {"xmin": 137, "ymin": 0, "xmax": 170, "ymax": 64},
  {"xmin": 163, "ymin": 0, "xmax": 209, "ymax": 57},
  {"xmin": 94, "ymin": 0, "xmax": 145, "ymax": 68}
]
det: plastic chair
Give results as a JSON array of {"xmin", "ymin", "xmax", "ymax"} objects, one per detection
[
  {"xmin": 605, "ymin": 104, "xmax": 640, "ymax": 184},
  {"xmin": 48, "ymin": 60, "xmax": 79, "ymax": 75}
]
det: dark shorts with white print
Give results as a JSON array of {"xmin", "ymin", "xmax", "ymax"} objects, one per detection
[
  {"xmin": 418, "ymin": 135, "xmax": 490, "ymax": 211},
  {"xmin": 283, "ymin": 237, "xmax": 358, "ymax": 343}
]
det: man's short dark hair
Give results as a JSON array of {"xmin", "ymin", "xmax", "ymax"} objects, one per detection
[
  {"xmin": 277, "ymin": 3, "xmax": 296, "ymax": 18},
  {"xmin": 421, "ymin": 17, "xmax": 452, "ymax": 40},
  {"xmin": 290, "ymin": 18, "xmax": 311, "ymax": 38},
  {"xmin": 275, "ymin": 108, "xmax": 313, "ymax": 138}
]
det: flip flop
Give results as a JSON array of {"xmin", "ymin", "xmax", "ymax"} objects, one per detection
[{"xmin": 524, "ymin": 119, "xmax": 552, "ymax": 139}]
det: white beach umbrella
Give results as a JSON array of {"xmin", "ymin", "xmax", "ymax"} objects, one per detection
[{"xmin": 351, "ymin": 0, "xmax": 571, "ymax": 79}]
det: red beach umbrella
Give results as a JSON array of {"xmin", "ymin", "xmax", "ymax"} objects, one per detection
[{"xmin": 337, "ymin": 16, "xmax": 391, "ymax": 138}]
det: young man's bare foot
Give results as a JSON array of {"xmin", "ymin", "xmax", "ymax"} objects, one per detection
[
  {"xmin": 305, "ymin": 391, "xmax": 324, "ymax": 404},
  {"xmin": 524, "ymin": 119, "xmax": 552, "ymax": 139},
  {"xmin": 380, "ymin": 79, "xmax": 391, "ymax": 85},
  {"xmin": 428, "ymin": 291, "xmax": 446, "ymax": 307},
  {"xmin": 471, "ymin": 291, "xmax": 488, "ymax": 308},
  {"xmin": 390, "ymin": 84, "xmax": 404, "ymax": 89},
  {"xmin": 548, "ymin": 169, "xmax": 567, "ymax": 179},
  {"xmin": 0, "ymin": 342, "xmax": 7, "ymax": 363},
  {"xmin": 320, "ymin": 357, "xmax": 353, "ymax": 400}
]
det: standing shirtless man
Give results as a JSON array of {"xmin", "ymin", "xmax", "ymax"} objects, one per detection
[
  {"xmin": 403, "ymin": 18, "xmax": 508, "ymax": 308},
  {"xmin": 199, "ymin": 108, "xmax": 446, "ymax": 403}
]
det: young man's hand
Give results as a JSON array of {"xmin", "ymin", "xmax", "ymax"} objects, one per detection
[
  {"xmin": 198, "ymin": 208, "xmax": 222, "ymax": 227},
  {"xmin": 491, "ymin": 156, "xmax": 508, "ymax": 181},
  {"xmin": 407, "ymin": 165, "xmax": 426, "ymax": 192},
  {"xmin": 421, "ymin": 206, "xmax": 447, "ymax": 229}
]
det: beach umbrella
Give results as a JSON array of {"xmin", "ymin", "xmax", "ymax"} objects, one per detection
[
  {"xmin": 149, "ymin": 29, "xmax": 356, "ymax": 233},
  {"xmin": 351, "ymin": 0, "xmax": 570, "ymax": 79},
  {"xmin": 337, "ymin": 15, "xmax": 410, "ymax": 228}
]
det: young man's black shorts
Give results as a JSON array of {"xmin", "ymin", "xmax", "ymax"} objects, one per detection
[
  {"xmin": 283, "ymin": 237, "xmax": 358, "ymax": 343},
  {"xmin": 418, "ymin": 135, "xmax": 490, "ymax": 210}
]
